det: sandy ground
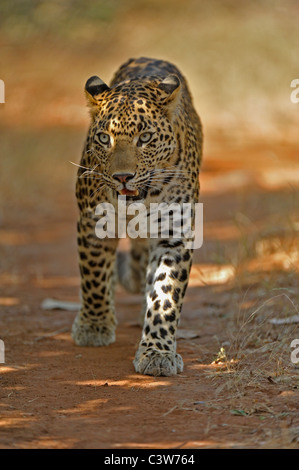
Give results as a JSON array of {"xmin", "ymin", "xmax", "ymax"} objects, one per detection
[{"xmin": 0, "ymin": 134, "xmax": 298, "ymax": 449}]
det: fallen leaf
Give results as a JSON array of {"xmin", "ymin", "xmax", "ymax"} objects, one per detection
[
  {"xmin": 230, "ymin": 409, "xmax": 248, "ymax": 416},
  {"xmin": 41, "ymin": 298, "xmax": 80, "ymax": 311},
  {"xmin": 177, "ymin": 329, "xmax": 200, "ymax": 340},
  {"xmin": 269, "ymin": 315, "xmax": 299, "ymax": 325}
]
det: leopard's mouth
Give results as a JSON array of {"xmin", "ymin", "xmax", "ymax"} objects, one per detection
[
  {"xmin": 114, "ymin": 174, "xmax": 153, "ymax": 201},
  {"xmin": 119, "ymin": 188, "xmax": 139, "ymax": 197},
  {"xmin": 115, "ymin": 187, "xmax": 148, "ymax": 201}
]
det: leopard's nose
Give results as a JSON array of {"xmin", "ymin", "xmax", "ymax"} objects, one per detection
[{"xmin": 113, "ymin": 172, "xmax": 135, "ymax": 184}]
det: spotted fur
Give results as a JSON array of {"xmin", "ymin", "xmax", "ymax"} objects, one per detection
[{"xmin": 72, "ymin": 57, "xmax": 203, "ymax": 376}]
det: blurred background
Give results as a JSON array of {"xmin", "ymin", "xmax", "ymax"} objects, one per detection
[
  {"xmin": 0, "ymin": 0, "xmax": 298, "ymax": 290},
  {"xmin": 0, "ymin": 0, "xmax": 299, "ymax": 207},
  {"xmin": 1, "ymin": 0, "xmax": 299, "ymax": 134},
  {"xmin": 0, "ymin": 0, "xmax": 298, "ymax": 288},
  {"xmin": 0, "ymin": 0, "xmax": 298, "ymax": 211},
  {"xmin": 0, "ymin": 0, "xmax": 298, "ymax": 274}
]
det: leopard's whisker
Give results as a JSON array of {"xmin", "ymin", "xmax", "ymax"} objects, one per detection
[
  {"xmin": 151, "ymin": 175, "xmax": 189, "ymax": 182},
  {"xmin": 151, "ymin": 169, "xmax": 193, "ymax": 175},
  {"xmin": 69, "ymin": 161, "xmax": 103, "ymax": 176},
  {"xmin": 140, "ymin": 182, "xmax": 163, "ymax": 192},
  {"xmin": 89, "ymin": 183, "xmax": 106, "ymax": 200},
  {"xmin": 151, "ymin": 164, "xmax": 193, "ymax": 171},
  {"xmin": 78, "ymin": 175, "xmax": 103, "ymax": 180}
]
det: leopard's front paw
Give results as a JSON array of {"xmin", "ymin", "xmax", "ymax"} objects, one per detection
[
  {"xmin": 133, "ymin": 347, "xmax": 183, "ymax": 376},
  {"xmin": 71, "ymin": 314, "xmax": 116, "ymax": 346}
]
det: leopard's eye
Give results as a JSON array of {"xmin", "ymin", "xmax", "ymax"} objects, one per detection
[
  {"xmin": 138, "ymin": 132, "xmax": 152, "ymax": 145},
  {"xmin": 96, "ymin": 132, "xmax": 111, "ymax": 146}
]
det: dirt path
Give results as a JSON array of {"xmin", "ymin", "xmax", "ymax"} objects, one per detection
[{"xmin": 0, "ymin": 137, "xmax": 298, "ymax": 449}]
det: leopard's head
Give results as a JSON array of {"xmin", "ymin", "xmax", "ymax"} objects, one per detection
[{"xmin": 84, "ymin": 74, "xmax": 181, "ymax": 199}]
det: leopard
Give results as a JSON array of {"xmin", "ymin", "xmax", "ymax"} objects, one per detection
[{"xmin": 71, "ymin": 57, "xmax": 203, "ymax": 376}]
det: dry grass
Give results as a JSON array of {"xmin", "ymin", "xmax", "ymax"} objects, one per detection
[
  {"xmin": 202, "ymin": 281, "xmax": 299, "ymax": 410},
  {"xmin": 1, "ymin": 1, "xmax": 299, "ymax": 142}
]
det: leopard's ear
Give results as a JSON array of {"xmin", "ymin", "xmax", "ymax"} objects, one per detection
[
  {"xmin": 85, "ymin": 76, "xmax": 109, "ymax": 109},
  {"xmin": 158, "ymin": 74, "xmax": 180, "ymax": 95},
  {"xmin": 157, "ymin": 74, "xmax": 181, "ymax": 112}
]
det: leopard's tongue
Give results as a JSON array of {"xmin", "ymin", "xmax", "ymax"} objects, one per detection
[{"xmin": 119, "ymin": 189, "xmax": 139, "ymax": 196}]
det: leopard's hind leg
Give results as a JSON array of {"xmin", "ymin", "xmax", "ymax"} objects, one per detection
[{"xmin": 117, "ymin": 239, "xmax": 148, "ymax": 295}]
